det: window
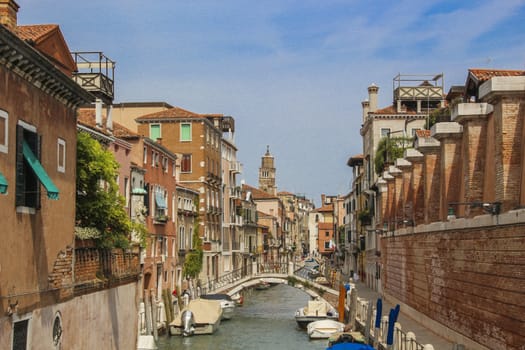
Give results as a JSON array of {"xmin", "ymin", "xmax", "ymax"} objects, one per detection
[
  {"xmin": 57, "ymin": 138, "xmax": 66, "ymax": 173},
  {"xmin": 179, "ymin": 226, "xmax": 185, "ymax": 250},
  {"xmin": 143, "ymin": 146, "xmax": 147, "ymax": 164},
  {"xmin": 189, "ymin": 227, "xmax": 193, "ymax": 249},
  {"xmin": 13, "ymin": 318, "xmax": 30, "ymax": 350},
  {"xmin": 16, "ymin": 123, "xmax": 59, "ymax": 209},
  {"xmin": 154, "ymin": 189, "xmax": 167, "ymax": 220},
  {"xmin": 324, "ymin": 241, "xmax": 331, "ymax": 249},
  {"xmin": 0, "ymin": 109, "xmax": 7, "ymax": 153},
  {"xmin": 325, "ymin": 231, "xmax": 330, "ymax": 237},
  {"xmin": 180, "ymin": 123, "xmax": 191, "ymax": 141},
  {"xmin": 381, "ymin": 128, "xmax": 391, "ymax": 138},
  {"xmin": 124, "ymin": 177, "xmax": 129, "ymax": 208},
  {"xmin": 150, "ymin": 124, "xmax": 161, "ymax": 141},
  {"xmin": 181, "ymin": 154, "xmax": 192, "ymax": 173}
]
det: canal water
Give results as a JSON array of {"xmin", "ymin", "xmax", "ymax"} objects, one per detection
[{"xmin": 157, "ymin": 283, "xmax": 328, "ymax": 350}]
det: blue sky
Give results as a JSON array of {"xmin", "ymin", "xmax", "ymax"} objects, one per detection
[{"xmin": 19, "ymin": 0, "xmax": 525, "ymax": 206}]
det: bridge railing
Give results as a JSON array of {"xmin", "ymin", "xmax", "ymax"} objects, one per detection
[
  {"xmin": 200, "ymin": 262, "xmax": 290, "ymax": 294},
  {"xmin": 201, "ymin": 267, "xmax": 246, "ymax": 294},
  {"xmin": 258, "ymin": 262, "xmax": 288, "ymax": 274}
]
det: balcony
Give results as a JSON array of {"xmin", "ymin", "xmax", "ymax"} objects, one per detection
[
  {"xmin": 230, "ymin": 186, "xmax": 242, "ymax": 199},
  {"xmin": 153, "ymin": 215, "xmax": 169, "ymax": 224},
  {"xmin": 229, "ymin": 161, "xmax": 242, "ymax": 174},
  {"xmin": 71, "ymin": 51, "xmax": 115, "ymax": 103},
  {"xmin": 230, "ymin": 214, "xmax": 243, "ymax": 226}
]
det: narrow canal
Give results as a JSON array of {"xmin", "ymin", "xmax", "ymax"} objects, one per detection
[{"xmin": 157, "ymin": 283, "xmax": 328, "ymax": 350}]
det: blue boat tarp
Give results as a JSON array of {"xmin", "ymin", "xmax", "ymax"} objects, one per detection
[{"xmin": 327, "ymin": 343, "xmax": 375, "ymax": 350}]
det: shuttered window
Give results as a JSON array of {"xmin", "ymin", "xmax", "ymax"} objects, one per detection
[
  {"xmin": 16, "ymin": 125, "xmax": 40, "ymax": 208},
  {"xmin": 180, "ymin": 123, "xmax": 191, "ymax": 141},
  {"xmin": 181, "ymin": 154, "xmax": 192, "ymax": 173},
  {"xmin": 150, "ymin": 124, "xmax": 161, "ymax": 141}
]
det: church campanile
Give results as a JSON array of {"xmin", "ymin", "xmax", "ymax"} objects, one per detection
[{"xmin": 258, "ymin": 145, "xmax": 276, "ymax": 195}]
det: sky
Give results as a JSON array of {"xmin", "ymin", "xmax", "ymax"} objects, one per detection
[{"xmin": 18, "ymin": 0, "xmax": 525, "ymax": 206}]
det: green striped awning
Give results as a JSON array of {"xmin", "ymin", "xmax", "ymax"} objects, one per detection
[
  {"xmin": 0, "ymin": 170, "xmax": 7, "ymax": 194},
  {"xmin": 23, "ymin": 141, "xmax": 59, "ymax": 199}
]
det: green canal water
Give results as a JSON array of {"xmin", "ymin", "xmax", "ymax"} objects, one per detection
[{"xmin": 156, "ymin": 283, "xmax": 328, "ymax": 350}]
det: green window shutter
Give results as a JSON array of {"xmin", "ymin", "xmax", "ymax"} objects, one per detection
[
  {"xmin": 15, "ymin": 125, "xmax": 25, "ymax": 206},
  {"xmin": 22, "ymin": 140, "xmax": 58, "ymax": 200},
  {"xmin": 180, "ymin": 124, "xmax": 191, "ymax": 141},
  {"xmin": 0, "ymin": 171, "xmax": 7, "ymax": 194},
  {"xmin": 35, "ymin": 134, "xmax": 42, "ymax": 208},
  {"xmin": 150, "ymin": 124, "xmax": 161, "ymax": 140}
]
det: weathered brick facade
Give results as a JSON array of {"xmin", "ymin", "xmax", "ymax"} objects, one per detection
[
  {"xmin": 382, "ymin": 223, "xmax": 525, "ymax": 350},
  {"xmin": 379, "ymin": 71, "xmax": 525, "ymax": 349}
]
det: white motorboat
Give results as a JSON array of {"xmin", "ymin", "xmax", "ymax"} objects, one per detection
[
  {"xmin": 295, "ymin": 300, "xmax": 339, "ymax": 329},
  {"xmin": 169, "ymin": 299, "xmax": 222, "ymax": 336},
  {"xmin": 307, "ymin": 319, "xmax": 346, "ymax": 339},
  {"xmin": 199, "ymin": 293, "xmax": 236, "ymax": 320}
]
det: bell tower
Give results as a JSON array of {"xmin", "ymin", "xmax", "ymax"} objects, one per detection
[{"xmin": 258, "ymin": 145, "xmax": 276, "ymax": 195}]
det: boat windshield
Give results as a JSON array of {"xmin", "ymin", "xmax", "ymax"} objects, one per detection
[{"xmin": 200, "ymin": 294, "xmax": 233, "ymax": 301}]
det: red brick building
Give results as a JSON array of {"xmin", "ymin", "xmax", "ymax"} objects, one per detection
[{"xmin": 136, "ymin": 107, "xmax": 234, "ymax": 281}]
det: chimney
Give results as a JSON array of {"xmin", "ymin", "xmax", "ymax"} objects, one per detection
[
  {"xmin": 0, "ymin": 0, "xmax": 19, "ymax": 32},
  {"xmin": 106, "ymin": 104, "xmax": 113, "ymax": 132},
  {"xmin": 95, "ymin": 98, "xmax": 103, "ymax": 128},
  {"xmin": 368, "ymin": 84, "xmax": 379, "ymax": 113},
  {"xmin": 361, "ymin": 100, "xmax": 370, "ymax": 122}
]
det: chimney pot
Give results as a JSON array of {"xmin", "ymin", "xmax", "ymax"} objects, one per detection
[
  {"xmin": 368, "ymin": 84, "xmax": 379, "ymax": 113},
  {"xmin": 0, "ymin": 0, "xmax": 19, "ymax": 32}
]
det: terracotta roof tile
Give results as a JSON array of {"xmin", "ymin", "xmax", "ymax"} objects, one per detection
[
  {"xmin": 415, "ymin": 129, "xmax": 431, "ymax": 138},
  {"xmin": 77, "ymin": 110, "xmax": 138, "ymax": 138},
  {"xmin": 468, "ymin": 68, "xmax": 525, "ymax": 83},
  {"xmin": 136, "ymin": 106, "xmax": 201, "ymax": 121},
  {"xmin": 318, "ymin": 203, "xmax": 334, "ymax": 212},
  {"xmin": 242, "ymin": 184, "xmax": 278, "ymax": 199},
  {"xmin": 373, "ymin": 105, "xmax": 418, "ymax": 115},
  {"xmin": 113, "ymin": 122, "xmax": 139, "ymax": 138},
  {"xmin": 277, "ymin": 191, "xmax": 294, "ymax": 196},
  {"xmin": 16, "ymin": 24, "xmax": 58, "ymax": 42}
]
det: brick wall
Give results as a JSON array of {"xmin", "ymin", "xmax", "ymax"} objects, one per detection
[
  {"xmin": 74, "ymin": 248, "xmax": 140, "ymax": 293},
  {"xmin": 378, "ymin": 78, "xmax": 525, "ymax": 349},
  {"xmin": 382, "ymin": 224, "xmax": 525, "ymax": 350},
  {"xmin": 48, "ymin": 246, "xmax": 74, "ymax": 300},
  {"xmin": 460, "ymin": 117, "xmax": 487, "ymax": 216}
]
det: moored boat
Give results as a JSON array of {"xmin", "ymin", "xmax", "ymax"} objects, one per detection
[
  {"xmin": 307, "ymin": 319, "xmax": 345, "ymax": 339},
  {"xmin": 169, "ymin": 299, "xmax": 222, "ymax": 336},
  {"xmin": 255, "ymin": 280, "xmax": 271, "ymax": 290},
  {"xmin": 326, "ymin": 331, "xmax": 376, "ymax": 350},
  {"xmin": 295, "ymin": 300, "xmax": 339, "ymax": 329},
  {"xmin": 200, "ymin": 293, "xmax": 236, "ymax": 320}
]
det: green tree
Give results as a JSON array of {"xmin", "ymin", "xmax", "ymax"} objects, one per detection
[
  {"xmin": 425, "ymin": 106, "xmax": 451, "ymax": 129},
  {"xmin": 75, "ymin": 131, "xmax": 133, "ymax": 248},
  {"xmin": 374, "ymin": 136, "xmax": 413, "ymax": 176},
  {"xmin": 183, "ymin": 200, "xmax": 203, "ymax": 278}
]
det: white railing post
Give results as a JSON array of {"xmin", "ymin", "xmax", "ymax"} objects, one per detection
[
  {"xmin": 406, "ymin": 331, "xmax": 416, "ymax": 350},
  {"xmin": 393, "ymin": 322, "xmax": 402, "ymax": 350}
]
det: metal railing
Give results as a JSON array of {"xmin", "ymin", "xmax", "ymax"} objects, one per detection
[{"xmin": 200, "ymin": 262, "xmax": 289, "ymax": 294}]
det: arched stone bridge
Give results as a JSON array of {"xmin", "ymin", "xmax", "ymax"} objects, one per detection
[{"xmin": 203, "ymin": 262, "xmax": 340, "ymax": 307}]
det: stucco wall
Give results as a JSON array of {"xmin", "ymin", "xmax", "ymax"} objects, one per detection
[{"xmin": 0, "ymin": 282, "xmax": 139, "ymax": 350}]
